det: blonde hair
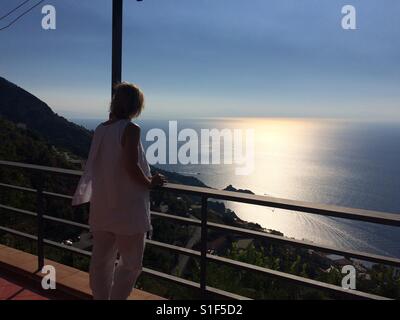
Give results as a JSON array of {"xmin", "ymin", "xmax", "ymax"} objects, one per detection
[{"xmin": 110, "ymin": 82, "xmax": 144, "ymax": 119}]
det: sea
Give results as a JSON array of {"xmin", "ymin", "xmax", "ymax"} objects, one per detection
[{"xmin": 72, "ymin": 117, "xmax": 400, "ymax": 259}]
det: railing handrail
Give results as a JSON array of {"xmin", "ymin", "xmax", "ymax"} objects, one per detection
[
  {"xmin": 2, "ymin": 202, "xmax": 400, "ymax": 268},
  {"xmin": 1, "ymin": 159, "xmax": 399, "ymax": 300},
  {"xmin": 0, "ymin": 160, "xmax": 83, "ymax": 176},
  {"xmin": 1, "ymin": 159, "xmax": 399, "ymax": 226}
]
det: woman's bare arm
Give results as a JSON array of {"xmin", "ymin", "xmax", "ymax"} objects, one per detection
[{"xmin": 122, "ymin": 123, "xmax": 152, "ymax": 187}]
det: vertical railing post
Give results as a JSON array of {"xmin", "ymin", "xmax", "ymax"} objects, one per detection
[
  {"xmin": 200, "ymin": 195, "xmax": 208, "ymax": 297},
  {"xmin": 36, "ymin": 177, "xmax": 45, "ymax": 271}
]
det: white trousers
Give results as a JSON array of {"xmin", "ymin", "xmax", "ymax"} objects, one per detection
[{"xmin": 89, "ymin": 231, "xmax": 146, "ymax": 300}]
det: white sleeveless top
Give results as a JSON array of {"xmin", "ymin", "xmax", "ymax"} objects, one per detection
[{"xmin": 72, "ymin": 119, "xmax": 151, "ymax": 235}]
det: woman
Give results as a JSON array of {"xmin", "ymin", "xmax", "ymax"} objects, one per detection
[{"xmin": 72, "ymin": 82, "xmax": 166, "ymax": 300}]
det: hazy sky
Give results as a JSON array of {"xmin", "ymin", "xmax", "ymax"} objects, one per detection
[{"xmin": 1, "ymin": 0, "xmax": 399, "ymax": 120}]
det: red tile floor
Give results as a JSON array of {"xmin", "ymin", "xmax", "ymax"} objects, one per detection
[{"xmin": 0, "ymin": 272, "xmax": 49, "ymax": 300}]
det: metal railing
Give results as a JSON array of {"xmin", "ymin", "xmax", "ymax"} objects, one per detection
[{"xmin": 1, "ymin": 160, "xmax": 400, "ymax": 300}]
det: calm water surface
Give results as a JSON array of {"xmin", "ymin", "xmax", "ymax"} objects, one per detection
[{"xmin": 73, "ymin": 118, "xmax": 400, "ymax": 258}]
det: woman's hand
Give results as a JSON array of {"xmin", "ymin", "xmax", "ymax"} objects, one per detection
[{"xmin": 150, "ymin": 173, "xmax": 167, "ymax": 188}]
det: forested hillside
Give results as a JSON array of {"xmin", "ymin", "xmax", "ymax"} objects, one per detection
[{"xmin": 0, "ymin": 77, "xmax": 92, "ymax": 157}]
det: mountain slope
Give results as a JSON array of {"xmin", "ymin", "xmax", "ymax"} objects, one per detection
[
  {"xmin": 0, "ymin": 76, "xmax": 207, "ymax": 187},
  {"xmin": 0, "ymin": 77, "xmax": 92, "ymax": 157},
  {"xmin": 0, "ymin": 117, "xmax": 73, "ymax": 167}
]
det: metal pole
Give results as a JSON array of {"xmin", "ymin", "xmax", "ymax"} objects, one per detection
[
  {"xmin": 112, "ymin": 0, "xmax": 123, "ymax": 96},
  {"xmin": 200, "ymin": 195, "xmax": 208, "ymax": 297},
  {"xmin": 36, "ymin": 179, "xmax": 45, "ymax": 270}
]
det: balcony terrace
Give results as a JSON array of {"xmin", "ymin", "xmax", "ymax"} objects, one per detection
[
  {"xmin": 0, "ymin": 242, "xmax": 164, "ymax": 300},
  {"xmin": 0, "ymin": 160, "xmax": 399, "ymax": 300}
]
